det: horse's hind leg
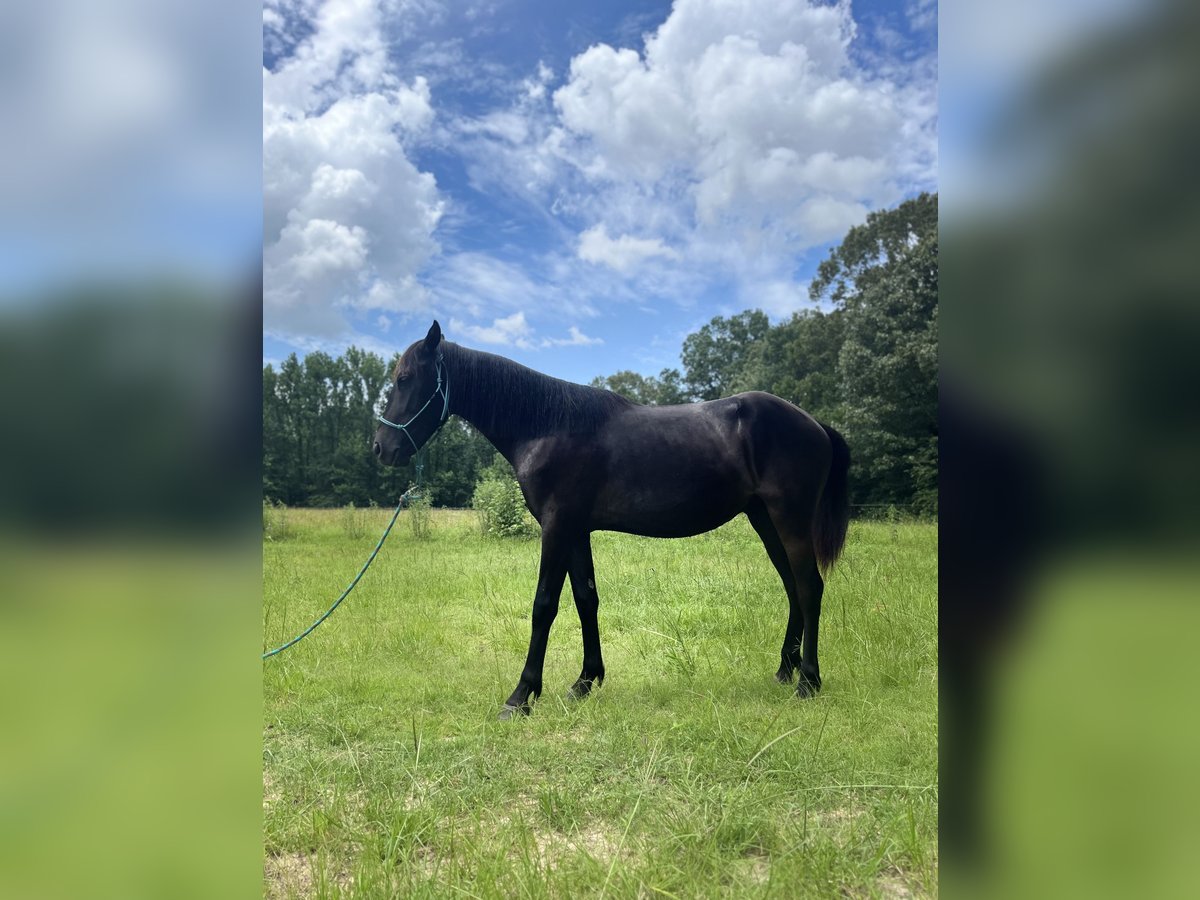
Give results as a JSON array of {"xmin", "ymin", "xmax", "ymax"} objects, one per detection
[
  {"xmin": 567, "ymin": 534, "xmax": 605, "ymax": 699},
  {"xmin": 746, "ymin": 498, "xmax": 801, "ymax": 684},
  {"xmin": 762, "ymin": 500, "xmax": 825, "ymax": 698},
  {"xmin": 791, "ymin": 554, "xmax": 824, "ymax": 698}
]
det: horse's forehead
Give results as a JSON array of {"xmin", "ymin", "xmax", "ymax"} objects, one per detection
[{"xmin": 393, "ymin": 341, "xmax": 425, "ymax": 377}]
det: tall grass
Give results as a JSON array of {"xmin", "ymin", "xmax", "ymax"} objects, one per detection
[
  {"xmin": 264, "ymin": 510, "xmax": 937, "ymax": 898},
  {"xmin": 406, "ymin": 491, "xmax": 432, "ymax": 541},
  {"xmin": 262, "ymin": 499, "xmax": 294, "ymax": 542},
  {"xmin": 340, "ymin": 502, "xmax": 370, "ymax": 541}
]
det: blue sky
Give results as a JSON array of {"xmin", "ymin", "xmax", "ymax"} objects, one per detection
[{"xmin": 263, "ymin": 0, "xmax": 937, "ymax": 384}]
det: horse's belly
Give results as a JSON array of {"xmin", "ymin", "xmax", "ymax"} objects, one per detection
[
  {"xmin": 598, "ymin": 506, "xmax": 742, "ymax": 539},
  {"xmin": 586, "ymin": 407, "xmax": 755, "ymax": 537},
  {"xmin": 590, "ymin": 468, "xmax": 749, "ymax": 538}
]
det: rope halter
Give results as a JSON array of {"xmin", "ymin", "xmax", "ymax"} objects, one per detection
[{"xmin": 377, "ymin": 354, "xmax": 451, "ymax": 453}]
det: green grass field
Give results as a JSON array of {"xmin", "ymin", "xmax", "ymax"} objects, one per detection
[{"xmin": 263, "ymin": 509, "xmax": 937, "ymax": 898}]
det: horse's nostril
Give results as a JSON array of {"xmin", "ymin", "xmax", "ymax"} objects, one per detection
[{"xmin": 373, "ymin": 440, "xmax": 382, "ymax": 458}]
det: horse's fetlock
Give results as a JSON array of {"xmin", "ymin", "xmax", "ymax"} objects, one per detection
[{"xmin": 795, "ymin": 665, "xmax": 822, "ymax": 698}]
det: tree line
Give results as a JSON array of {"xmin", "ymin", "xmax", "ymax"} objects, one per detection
[{"xmin": 264, "ymin": 193, "xmax": 937, "ymax": 515}]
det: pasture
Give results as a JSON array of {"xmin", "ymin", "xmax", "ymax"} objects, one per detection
[{"xmin": 263, "ymin": 508, "xmax": 937, "ymax": 898}]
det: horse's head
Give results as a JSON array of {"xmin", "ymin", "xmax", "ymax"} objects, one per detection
[{"xmin": 373, "ymin": 321, "xmax": 449, "ymax": 466}]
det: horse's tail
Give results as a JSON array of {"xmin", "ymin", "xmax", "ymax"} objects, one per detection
[{"xmin": 813, "ymin": 422, "xmax": 851, "ymax": 574}]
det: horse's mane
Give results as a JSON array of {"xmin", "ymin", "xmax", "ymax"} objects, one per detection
[{"xmin": 442, "ymin": 342, "xmax": 632, "ymax": 436}]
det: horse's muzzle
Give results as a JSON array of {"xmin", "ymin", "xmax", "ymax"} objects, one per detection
[{"xmin": 373, "ymin": 438, "xmax": 409, "ymax": 468}]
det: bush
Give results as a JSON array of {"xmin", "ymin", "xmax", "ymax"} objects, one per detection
[
  {"xmin": 472, "ymin": 467, "xmax": 537, "ymax": 538},
  {"xmin": 263, "ymin": 499, "xmax": 294, "ymax": 541},
  {"xmin": 341, "ymin": 502, "xmax": 369, "ymax": 540},
  {"xmin": 406, "ymin": 486, "xmax": 432, "ymax": 540}
]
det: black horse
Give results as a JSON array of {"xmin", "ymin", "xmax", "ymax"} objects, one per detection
[{"xmin": 374, "ymin": 322, "xmax": 850, "ymax": 718}]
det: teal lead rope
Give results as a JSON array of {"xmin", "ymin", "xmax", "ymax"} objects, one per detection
[{"xmin": 262, "ymin": 491, "xmax": 409, "ymax": 660}]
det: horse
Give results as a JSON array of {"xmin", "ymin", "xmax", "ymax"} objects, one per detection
[{"xmin": 374, "ymin": 321, "xmax": 850, "ymax": 719}]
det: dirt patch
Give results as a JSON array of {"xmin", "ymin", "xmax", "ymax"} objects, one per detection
[
  {"xmin": 735, "ymin": 852, "xmax": 771, "ymax": 886},
  {"xmin": 264, "ymin": 851, "xmax": 353, "ymax": 899},
  {"xmin": 840, "ymin": 866, "xmax": 924, "ymax": 900},
  {"xmin": 531, "ymin": 822, "xmax": 626, "ymax": 871},
  {"xmin": 264, "ymin": 851, "xmax": 313, "ymax": 899},
  {"xmin": 875, "ymin": 872, "xmax": 915, "ymax": 899},
  {"xmin": 412, "ymin": 845, "xmax": 440, "ymax": 879},
  {"xmin": 813, "ymin": 804, "xmax": 867, "ymax": 825}
]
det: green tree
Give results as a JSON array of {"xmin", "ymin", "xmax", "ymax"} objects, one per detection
[
  {"xmin": 680, "ymin": 309, "xmax": 770, "ymax": 400},
  {"xmin": 733, "ymin": 309, "xmax": 847, "ymax": 423},
  {"xmin": 423, "ymin": 420, "xmax": 494, "ymax": 507},
  {"xmin": 590, "ymin": 368, "xmax": 688, "ymax": 405},
  {"xmin": 327, "ymin": 347, "xmax": 394, "ymax": 505},
  {"xmin": 269, "ymin": 353, "xmax": 315, "ymax": 504},
  {"xmin": 262, "ymin": 363, "xmax": 288, "ymax": 501},
  {"xmin": 812, "ymin": 193, "xmax": 938, "ymax": 514},
  {"xmin": 262, "ymin": 346, "xmax": 487, "ymax": 508}
]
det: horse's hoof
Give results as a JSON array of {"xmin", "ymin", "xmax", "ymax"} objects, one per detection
[
  {"xmin": 566, "ymin": 677, "xmax": 601, "ymax": 700},
  {"xmin": 498, "ymin": 702, "xmax": 530, "ymax": 721},
  {"xmin": 795, "ymin": 678, "xmax": 822, "ymax": 699},
  {"xmin": 775, "ymin": 668, "xmax": 794, "ymax": 685}
]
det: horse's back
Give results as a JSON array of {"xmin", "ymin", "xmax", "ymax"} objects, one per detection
[{"xmin": 579, "ymin": 393, "xmax": 829, "ymax": 536}]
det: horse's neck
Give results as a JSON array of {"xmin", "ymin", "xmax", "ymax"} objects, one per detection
[{"xmin": 444, "ymin": 345, "xmax": 544, "ymax": 463}]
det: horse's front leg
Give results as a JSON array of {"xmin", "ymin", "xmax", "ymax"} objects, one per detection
[{"xmin": 500, "ymin": 523, "xmax": 570, "ymax": 719}]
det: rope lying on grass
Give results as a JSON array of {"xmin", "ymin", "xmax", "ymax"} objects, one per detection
[{"xmin": 262, "ymin": 494, "xmax": 407, "ymax": 660}]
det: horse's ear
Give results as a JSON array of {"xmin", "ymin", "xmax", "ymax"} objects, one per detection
[{"xmin": 424, "ymin": 320, "xmax": 442, "ymax": 352}]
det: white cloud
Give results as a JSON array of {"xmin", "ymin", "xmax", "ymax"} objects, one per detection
[
  {"xmin": 456, "ymin": 110, "xmax": 530, "ymax": 145},
  {"xmin": 906, "ymin": 0, "xmax": 937, "ymax": 32},
  {"xmin": 0, "ymin": 0, "xmax": 260, "ymax": 289},
  {"xmin": 261, "ymin": 0, "xmax": 940, "ymax": 349},
  {"xmin": 516, "ymin": 61, "xmax": 555, "ymax": 102},
  {"xmin": 750, "ymin": 279, "xmax": 814, "ymax": 319},
  {"xmin": 449, "ymin": 311, "xmax": 535, "ymax": 349},
  {"xmin": 445, "ymin": 314, "xmax": 601, "ymax": 351},
  {"xmin": 554, "ymin": 44, "xmax": 695, "ymax": 182},
  {"xmin": 263, "ymin": 0, "xmax": 444, "ymax": 338},
  {"xmin": 281, "ymin": 218, "xmax": 368, "ymax": 279},
  {"xmin": 578, "ymin": 224, "xmax": 679, "ymax": 273},
  {"xmin": 426, "ymin": 252, "xmax": 542, "ymax": 318},
  {"xmin": 544, "ymin": 0, "xmax": 936, "ymax": 301},
  {"xmin": 543, "ymin": 326, "xmax": 603, "ymax": 347}
]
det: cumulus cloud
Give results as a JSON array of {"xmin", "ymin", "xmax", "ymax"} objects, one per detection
[
  {"xmin": 1, "ymin": 0, "xmax": 259, "ymax": 288},
  {"xmin": 578, "ymin": 224, "xmax": 680, "ymax": 273},
  {"xmin": 261, "ymin": 0, "xmax": 938, "ymax": 348},
  {"xmin": 444, "ymin": 313, "xmax": 601, "ymax": 351},
  {"xmin": 449, "ymin": 311, "xmax": 535, "ymax": 349},
  {"xmin": 264, "ymin": 0, "xmax": 444, "ymax": 338},
  {"xmin": 547, "ymin": 0, "xmax": 937, "ymax": 296},
  {"xmin": 750, "ymin": 279, "xmax": 814, "ymax": 319}
]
